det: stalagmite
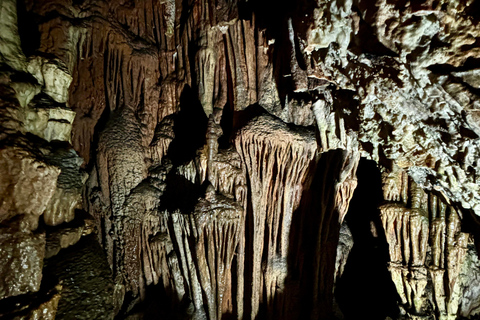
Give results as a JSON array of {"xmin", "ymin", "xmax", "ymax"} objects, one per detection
[
  {"xmin": 96, "ymin": 105, "xmax": 147, "ymax": 295},
  {"xmin": 2, "ymin": 0, "xmax": 480, "ymax": 319}
]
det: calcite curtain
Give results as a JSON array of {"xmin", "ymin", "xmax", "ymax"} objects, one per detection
[{"xmin": 1, "ymin": 0, "xmax": 480, "ymax": 319}]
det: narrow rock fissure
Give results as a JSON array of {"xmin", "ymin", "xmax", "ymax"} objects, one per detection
[{"xmin": 336, "ymin": 159, "xmax": 400, "ymax": 320}]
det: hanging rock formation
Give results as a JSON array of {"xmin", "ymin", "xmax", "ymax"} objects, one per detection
[
  {"xmin": 380, "ymin": 166, "xmax": 479, "ymax": 319},
  {"xmin": 1, "ymin": 0, "xmax": 480, "ymax": 319},
  {"xmin": 235, "ymin": 113, "xmax": 318, "ymax": 318}
]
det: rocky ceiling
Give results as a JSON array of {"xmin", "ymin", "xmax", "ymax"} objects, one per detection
[{"xmin": 1, "ymin": 0, "xmax": 480, "ymax": 319}]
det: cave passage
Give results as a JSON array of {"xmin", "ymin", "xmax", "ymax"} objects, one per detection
[
  {"xmin": 335, "ymin": 159, "xmax": 400, "ymax": 320},
  {"xmin": 2, "ymin": 0, "xmax": 480, "ymax": 319}
]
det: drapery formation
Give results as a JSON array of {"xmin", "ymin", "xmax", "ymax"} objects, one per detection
[{"xmin": 1, "ymin": 0, "xmax": 480, "ymax": 319}]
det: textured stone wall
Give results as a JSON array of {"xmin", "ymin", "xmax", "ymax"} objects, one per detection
[{"xmin": 1, "ymin": 0, "xmax": 480, "ymax": 319}]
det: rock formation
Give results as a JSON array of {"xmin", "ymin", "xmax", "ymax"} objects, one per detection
[{"xmin": 1, "ymin": 0, "xmax": 480, "ymax": 319}]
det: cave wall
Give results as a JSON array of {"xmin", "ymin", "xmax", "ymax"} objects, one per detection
[{"xmin": 2, "ymin": 0, "xmax": 480, "ymax": 319}]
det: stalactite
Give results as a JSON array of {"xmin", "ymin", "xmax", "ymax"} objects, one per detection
[
  {"xmin": 161, "ymin": 189, "xmax": 243, "ymax": 320},
  {"xmin": 313, "ymin": 94, "xmax": 348, "ymax": 153},
  {"xmin": 310, "ymin": 149, "xmax": 360, "ymax": 320},
  {"xmin": 334, "ymin": 223, "xmax": 353, "ymax": 283},
  {"xmin": 164, "ymin": 103, "xmax": 249, "ymax": 319},
  {"xmin": 225, "ymin": 19, "xmax": 258, "ymax": 111},
  {"xmin": 149, "ymin": 114, "xmax": 175, "ymax": 166},
  {"xmin": 287, "ymin": 18, "xmax": 308, "ymax": 93},
  {"xmin": 380, "ymin": 167, "xmax": 475, "ymax": 319},
  {"xmin": 335, "ymin": 144, "xmax": 360, "ymax": 225},
  {"xmin": 195, "ymin": 30, "xmax": 219, "ymax": 117},
  {"xmin": 235, "ymin": 113, "xmax": 317, "ymax": 319},
  {"xmin": 4, "ymin": 0, "xmax": 480, "ymax": 319}
]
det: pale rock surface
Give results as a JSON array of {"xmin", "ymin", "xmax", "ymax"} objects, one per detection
[
  {"xmin": 458, "ymin": 245, "xmax": 480, "ymax": 317},
  {"xmin": 380, "ymin": 167, "xmax": 480, "ymax": 319},
  {"xmin": 0, "ymin": 0, "xmax": 27, "ymax": 71},
  {"xmin": 452, "ymin": 69, "xmax": 480, "ymax": 90},
  {"xmin": 23, "ymin": 104, "xmax": 75, "ymax": 143},
  {"xmin": 305, "ymin": 0, "xmax": 354, "ymax": 59},
  {"xmin": 10, "ymin": 81, "xmax": 41, "ymax": 108},
  {"xmin": 27, "ymin": 56, "xmax": 72, "ymax": 104}
]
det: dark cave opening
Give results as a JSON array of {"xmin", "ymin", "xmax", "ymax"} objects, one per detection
[
  {"xmin": 335, "ymin": 159, "xmax": 400, "ymax": 320},
  {"xmin": 167, "ymin": 85, "xmax": 208, "ymax": 167},
  {"xmin": 16, "ymin": 0, "xmax": 40, "ymax": 57}
]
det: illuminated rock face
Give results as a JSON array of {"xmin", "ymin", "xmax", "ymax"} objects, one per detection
[
  {"xmin": 380, "ymin": 166, "xmax": 475, "ymax": 319},
  {"xmin": 1, "ymin": 0, "xmax": 480, "ymax": 319}
]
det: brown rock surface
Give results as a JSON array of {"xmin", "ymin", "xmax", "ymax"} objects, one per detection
[
  {"xmin": 0, "ymin": 283, "xmax": 62, "ymax": 320},
  {"xmin": 44, "ymin": 235, "xmax": 116, "ymax": 320},
  {"xmin": 1, "ymin": 0, "xmax": 480, "ymax": 319},
  {"xmin": 0, "ymin": 144, "xmax": 59, "ymax": 230},
  {"xmin": 0, "ymin": 227, "xmax": 45, "ymax": 299}
]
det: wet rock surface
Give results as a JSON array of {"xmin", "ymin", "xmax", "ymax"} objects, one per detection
[
  {"xmin": 0, "ymin": 281, "xmax": 62, "ymax": 320},
  {"xmin": 44, "ymin": 235, "xmax": 115, "ymax": 320},
  {"xmin": 0, "ymin": 227, "xmax": 45, "ymax": 300}
]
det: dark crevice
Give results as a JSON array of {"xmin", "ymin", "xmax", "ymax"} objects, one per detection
[
  {"xmin": 166, "ymin": 85, "xmax": 208, "ymax": 167},
  {"xmin": 16, "ymin": 0, "xmax": 41, "ymax": 56},
  {"xmin": 159, "ymin": 172, "xmax": 205, "ymax": 214},
  {"xmin": 428, "ymin": 57, "xmax": 480, "ymax": 74},
  {"xmin": 335, "ymin": 159, "xmax": 400, "ymax": 320},
  {"xmin": 348, "ymin": 7, "xmax": 399, "ymax": 58}
]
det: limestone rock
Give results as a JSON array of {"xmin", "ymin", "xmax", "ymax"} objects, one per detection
[
  {"xmin": 2, "ymin": 0, "xmax": 480, "ymax": 319},
  {"xmin": 236, "ymin": 113, "xmax": 318, "ymax": 318},
  {"xmin": 0, "ymin": 0, "xmax": 27, "ymax": 71},
  {"xmin": 0, "ymin": 227, "xmax": 46, "ymax": 299},
  {"xmin": 335, "ymin": 223, "xmax": 353, "ymax": 283},
  {"xmin": 0, "ymin": 144, "xmax": 60, "ymax": 230},
  {"xmin": 452, "ymin": 69, "xmax": 480, "ymax": 90},
  {"xmin": 43, "ymin": 147, "xmax": 86, "ymax": 226},
  {"xmin": 380, "ymin": 169, "xmax": 480, "ymax": 319},
  {"xmin": 304, "ymin": 0, "xmax": 354, "ymax": 58},
  {"xmin": 27, "ymin": 56, "xmax": 72, "ymax": 104},
  {"xmin": 10, "ymin": 81, "xmax": 41, "ymax": 108},
  {"xmin": 44, "ymin": 235, "xmax": 116, "ymax": 320},
  {"xmin": 0, "ymin": 283, "xmax": 62, "ymax": 320},
  {"xmin": 21, "ymin": 287, "xmax": 62, "ymax": 320},
  {"xmin": 45, "ymin": 217, "xmax": 92, "ymax": 259},
  {"xmin": 23, "ymin": 104, "xmax": 75, "ymax": 143}
]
